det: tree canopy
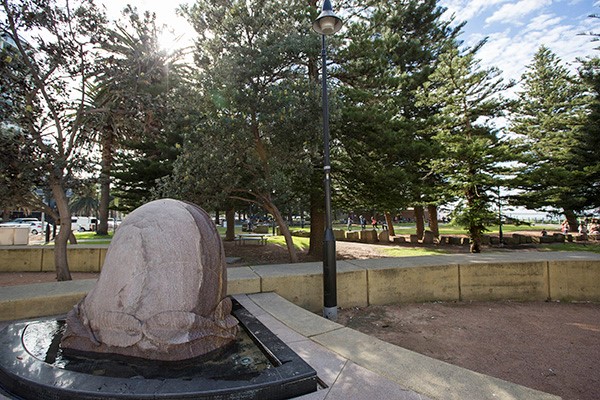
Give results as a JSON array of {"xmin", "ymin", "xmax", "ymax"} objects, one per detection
[{"xmin": 2, "ymin": 0, "xmax": 600, "ymax": 259}]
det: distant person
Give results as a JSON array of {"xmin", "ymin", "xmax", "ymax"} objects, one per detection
[
  {"xmin": 541, "ymin": 229, "xmax": 547, "ymax": 237},
  {"xmin": 371, "ymin": 216, "xmax": 378, "ymax": 229},
  {"xmin": 347, "ymin": 216, "xmax": 353, "ymax": 231},
  {"xmin": 579, "ymin": 222, "xmax": 588, "ymax": 239},
  {"xmin": 561, "ymin": 220, "xmax": 569, "ymax": 235},
  {"xmin": 359, "ymin": 215, "xmax": 366, "ymax": 230}
]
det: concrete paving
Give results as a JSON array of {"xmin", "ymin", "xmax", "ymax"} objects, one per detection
[{"xmin": 235, "ymin": 292, "xmax": 561, "ymax": 400}]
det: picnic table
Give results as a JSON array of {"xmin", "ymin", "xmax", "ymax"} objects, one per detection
[{"xmin": 235, "ymin": 233, "xmax": 268, "ymax": 246}]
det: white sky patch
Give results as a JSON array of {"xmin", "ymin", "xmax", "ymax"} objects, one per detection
[
  {"xmin": 100, "ymin": 0, "xmax": 195, "ymax": 51},
  {"xmin": 442, "ymin": 0, "xmax": 509, "ymax": 21},
  {"xmin": 485, "ymin": 0, "xmax": 553, "ymax": 25},
  {"xmin": 523, "ymin": 14, "xmax": 564, "ymax": 32}
]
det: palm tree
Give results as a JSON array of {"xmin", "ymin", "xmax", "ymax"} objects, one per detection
[{"xmin": 87, "ymin": 6, "xmax": 184, "ymax": 234}]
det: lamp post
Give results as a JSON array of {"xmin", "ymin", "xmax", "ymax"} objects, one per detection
[
  {"xmin": 497, "ymin": 186, "xmax": 504, "ymax": 245},
  {"xmin": 313, "ymin": 0, "xmax": 342, "ymax": 321}
]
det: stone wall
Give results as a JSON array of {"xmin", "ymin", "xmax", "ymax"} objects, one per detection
[{"xmin": 3, "ymin": 253, "xmax": 599, "ymax": 321}]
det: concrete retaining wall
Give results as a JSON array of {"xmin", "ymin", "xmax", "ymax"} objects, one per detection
[
  {"xmin": 2, "ymin": 252, "xmax": 598, "ymax": 321},
  {"xmin": 0, "ymin": 246, "xmax": 107, "ymax": 273}
]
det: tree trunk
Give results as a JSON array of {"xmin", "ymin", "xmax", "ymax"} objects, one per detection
[
  {"xmin": 97, "ymin": 129, "xmax": 113, "ymax": 236},
  {"xmin": 564, "ymin": 209, "xmax": 578, "ymax": 234},
  {"xmin": 466, "ymin": 185, "xmax": 482, "ymax": 253},
  {"xmin": 225, "ymin": 208, "xmax": 235, "ymax": 241},
  {"xmin": 427, "ymin": 204, "xmax": 439, "ymax": 238},
  {"xmin": 385, "ymin": 212, "xmax": 395, "ymax": 236},
  {"xmin": 215, "ymin": 210, "xmax": 220, "ymax": 225},
  {"xmin": 51, "ymin": 182, "xmax": 72, "ymax": 281},
  {"xmin": 415, "ymin": 205, "xmax": 425, "ymax": 240},
  {"xmin": 470, "ymin": 220, "xmax": 483, "ymax": 253},
  {"xmin": 267, "ymin": 202, "xmax": 298, "ymax": 263},
  {"xmin": 470, "ymin": 237, "xmax": 481, "ymax": 253}
]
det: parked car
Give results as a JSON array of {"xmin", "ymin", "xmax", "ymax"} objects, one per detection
[
  {"xmin": 71, "ymin": 216, "xmax": 98, "ymax": 232},
  {"xmin": 0, "ymin": 218, "xmax": 46, "ymax": 235}
]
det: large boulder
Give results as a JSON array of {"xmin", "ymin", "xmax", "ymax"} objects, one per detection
[{"xmin": 61, "ymin": 199, "xmax": 238, "ymax": 361}]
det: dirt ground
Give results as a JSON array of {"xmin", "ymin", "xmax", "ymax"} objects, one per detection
[
  {"xmin": 337, "ymin": 301, "xmax": 600, "ymax": 400},
  {"xmin": 1, "ymin": 239, "xmax": 599, "ymax": 399}
]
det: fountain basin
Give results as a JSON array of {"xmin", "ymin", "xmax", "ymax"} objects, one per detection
[{"xmin": 0, "ymin": 298, "xmax": 317, "ymax": 399}]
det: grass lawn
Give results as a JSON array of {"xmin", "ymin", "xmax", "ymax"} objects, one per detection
[
  {"xmin": 539, "ymin": 242, "xmax": 600, "ymax": 253},
  {"xmin": 267, "ymin": 235, "xmax": 310, "ymax": 251},
  {"xmin": 73, "ymin": 231, "xmax": 114, "ymax": 245},
  {"xmin": 66, "ymin": 223, "xmax": 600, "ymax": 256},
  {"xmin": 382, "ymin": 247, "xmax": 453, "ymax": 256}
]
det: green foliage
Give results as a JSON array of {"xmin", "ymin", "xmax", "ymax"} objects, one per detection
[
  {"xmin": 0, "ymin": 125, "xmax": 40, "ymax": 209},
  {"xmin": 95, "ymin": 7, "xmax": 188, "ymax": 213},
  {"xmin": 159, "ymin": 0, "xmax": 320, "ymax": 216},
  {"xmin": 576, "ymin": 56, "xmax": 600, "ymax": 208},
  {"xmin": 509, "ymin": 46, "xmax": 590, "ymax": 216},
  {"xmin": 334, "ymin": 0, "xmax": 463, "ymax": 211},
  {"xmin": 415, "ymin": 44, "xmax": 514, "ymax": 251}
]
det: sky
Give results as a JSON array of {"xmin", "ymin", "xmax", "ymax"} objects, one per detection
[
  {"xmin": 439, "ymin": 0, "xmax": 600, "ymax": 84},
  {"xmin": 102, "ymin": 0, "xmax": 600, "ymax": 86}
]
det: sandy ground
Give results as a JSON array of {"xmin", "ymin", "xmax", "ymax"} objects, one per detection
[{"xmin": 2, "ymin": 238, "xmax": 599, "ymax": 400}]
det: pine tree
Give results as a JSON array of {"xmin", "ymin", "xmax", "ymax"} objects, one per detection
[
  {"xmin": 159, "ymin": 0, "xmax": 321, "ymax": 263},
  {"xmin": 509, "ymin": 46, "xmax": 589, "ymax": 229},
  {"xmin": 89, "ymin": 7, "xmax": 186, "ymax": 233},
  {"xmin": 415, "ymin": 44, "xmax": 514, "ymax": 252},
  {"xmin": 334, "ymin": 0, "xmax": 462, "ymax": 226},
  {"xmin": 576, "ymin": 56, "xmax": 600, "ymax": 209}
]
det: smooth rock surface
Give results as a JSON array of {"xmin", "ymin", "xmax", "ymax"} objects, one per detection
[{"xmin": 61, "ymin": 199, "xmax": 238, "ymax": 361}]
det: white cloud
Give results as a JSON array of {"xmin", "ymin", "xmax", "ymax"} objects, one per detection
[
  {"xmin": 522, "ymin": 14, "xmax": 563, "ymax": 33},
  {"xmin": 442, "ymin": 0, "xmax": 508, "ymax": 22},
  {"xmin": 474, "ymin": 12, "xmax": 600, "ymax": 94},
  {"xmin": 485, "ymin": 0, "xmax": 553, "ymax": 25}
]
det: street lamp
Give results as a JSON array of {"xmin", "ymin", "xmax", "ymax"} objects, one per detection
[{"xmin": 313, "ymin": 0, "xmax": 342, "ymax": 321}]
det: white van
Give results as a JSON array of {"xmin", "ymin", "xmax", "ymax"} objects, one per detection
[{"xmin": 71, "ymin": 216, "xmax": 98, "ymax": 232}]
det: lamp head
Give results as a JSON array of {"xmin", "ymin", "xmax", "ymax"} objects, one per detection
[{"xmin": 312, "ymin": 0, "xmax": 343, "ymax": 35}]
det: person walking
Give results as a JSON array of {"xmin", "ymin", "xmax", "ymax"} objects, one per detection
[
  {"xmin": 371, "ymin": 216, "xmax": 378, "ymax": 230},
  {"xmin": 561, "ymin": 220, "xmax": 569, "ymax": 235}
]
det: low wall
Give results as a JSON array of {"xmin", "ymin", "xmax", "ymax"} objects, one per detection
[
  {"xmin": 1, "ymin": 252, "xmax": 599, "ymax": 321},
  {"xmin": 0, "ymin": 246, "xmax": 107, "ymax": 273}
]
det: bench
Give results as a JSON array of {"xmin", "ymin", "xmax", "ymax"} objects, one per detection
[{"xmin": 235, "ymin": 234, "xmax": 268, "ymax": 246}]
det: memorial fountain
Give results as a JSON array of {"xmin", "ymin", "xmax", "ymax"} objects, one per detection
[{"xmin": 0, "ymin": 199, "xmax": 317, "ymax": 399}]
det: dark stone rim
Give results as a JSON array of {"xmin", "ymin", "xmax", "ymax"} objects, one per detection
[{"xmin": 0, "ymin": 298, "xmax": 317, "ymax": 400}]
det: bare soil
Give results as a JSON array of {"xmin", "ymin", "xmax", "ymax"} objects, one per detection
[
  {"xmin": 337, "ymin": 301, "xmax": 600, "ymax": 400},
  {"xmin": 2, "ymin": 238, "xmax": 599, "ymax": 400}
]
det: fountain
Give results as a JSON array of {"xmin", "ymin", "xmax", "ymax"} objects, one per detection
[{"xmin": 0, "ymin": 199, "xmax": 317, "ymax": 399}]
